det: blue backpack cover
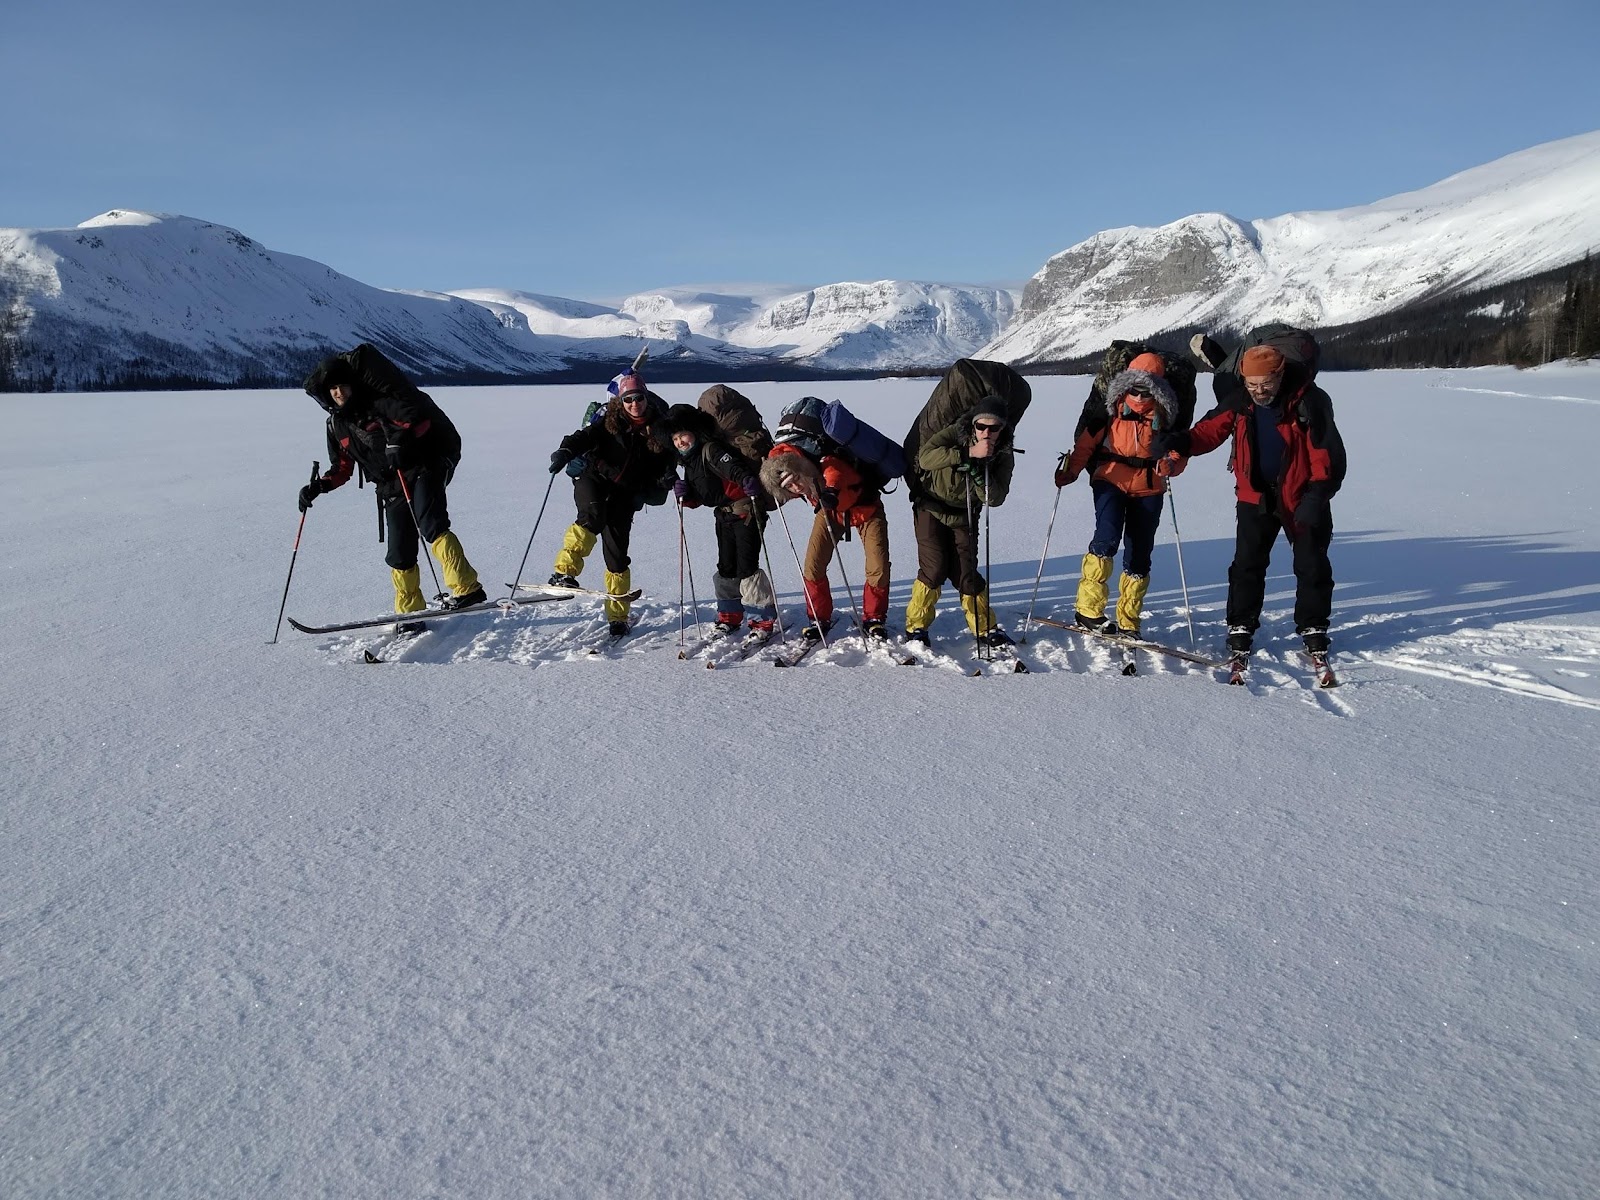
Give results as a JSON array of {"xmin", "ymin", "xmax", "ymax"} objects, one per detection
[{"xmin": 822, "ymin": 400, "xmax": 906, "ymax": 480}]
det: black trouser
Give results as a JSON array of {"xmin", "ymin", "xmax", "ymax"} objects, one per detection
[
  {"xmin": 382, "ymin": 462, "xmax": 454, "ymax": 571},
  {"xmin": 715, "ymin": 507, "xmax": 766, "ymax": 580},
  {"xmin": 1226, "ymin": 496, "xmax": 1334, "ymax": 635},
  {"xmin": 913, "ymin": 506, "xmax": 984, "ymax": 597},
  {"xmin": 573, "ymin": 473, "xmax": 638, "ymax": 573}
]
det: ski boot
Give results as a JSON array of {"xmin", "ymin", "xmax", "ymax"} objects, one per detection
[
  {"xmin": 440, "ymin": 585, "xmax": 487, "ymax": 611},
  {"xmin": 547, "ymin": 572, "xmax": 581, "ymax": 589}
]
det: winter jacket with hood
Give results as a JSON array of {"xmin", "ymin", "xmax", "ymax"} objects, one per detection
[
  {"xmin": 303, "ymin": 344, "xmax": 462, "ymax": 498},
  {"xmin": 559, "ymin": 392, "xmax": 677, "ymax": 496},
  {"xmin": 913, "ymin": 413, "xmax": 1014, "ymax": 527},
  {"xmin": 1064, "ymin": 367, "xmax": 1184, "ymax": 498},
  {"xmin": 1182, "ymin": 363, "xmax": 1347, "ymax": 534}
]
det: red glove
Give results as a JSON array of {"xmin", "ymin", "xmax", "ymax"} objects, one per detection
[{"xmin": 1155, "ymin": 451, "xmax": 1186, "ymax": 478}]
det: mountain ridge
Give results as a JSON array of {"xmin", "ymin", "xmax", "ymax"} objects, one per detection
[{"xmin": 3, "ymin": 131, "xmax": 1598, "ymax": 391}]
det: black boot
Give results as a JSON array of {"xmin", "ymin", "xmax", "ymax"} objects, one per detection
[{"xmin": 442, "ymin": 585, "xmax": 487, "ymax": 610}]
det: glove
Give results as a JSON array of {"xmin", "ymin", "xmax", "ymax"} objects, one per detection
[
  {"xmin": 385, "ymin": 443, "xmax": 404, "ymax": 470},
  {"xmin": 1155, "ymin": 451, "xmax": 1186, "ymax": 478},
  {"xmin": 673, "ymin": 479, "xmax": 688, "ymax": 502},
  {"xmin": 1152, "ymin": 429, "xmax": 1191, "ymax": 458},
  {"xmin": 740, "ymin": 475, "xmax": 762, "ymax": 499},
  {"xmin": 1054, "ymin": 452, "xmax": 1077, "ymax": 488},
  {"xmin": 297, "ymin": 479, "xmax": 326, "ymax": 512},
  {"xmin": 1294, "ymin": 485, "xmax": 1333, "ymax": 530},
  {"xmin": 818, "ymin": 486, "xmax": 839, "ymax": 511},
  {"xmin": 549, "ymin": 448, "xmax": 574, "ymax": 475}
]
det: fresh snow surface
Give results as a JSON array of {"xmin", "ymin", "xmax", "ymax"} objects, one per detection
[{"xmin": 3, "ymin": 366, "xmax": 1597, "ymax": 1198}]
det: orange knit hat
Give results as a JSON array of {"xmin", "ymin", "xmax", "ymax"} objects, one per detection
[
  {"xmin": 1241, "ymin": 346, "xmax": 1286, "ymax": 376},
  {"xmin": 1127, "ymin": 352, "xmax": 1166, "ymax": 376}
]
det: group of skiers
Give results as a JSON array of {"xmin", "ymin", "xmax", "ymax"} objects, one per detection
[{"xmin": 295, "ymin": 328, "xmax": 1345, "ymax": 669}]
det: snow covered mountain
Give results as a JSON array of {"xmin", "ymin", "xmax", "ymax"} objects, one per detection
[
  {"xmin": 4, "ymin": 130, "xmax": 1596, "ymax": 390},
  {"xmin": 449, "ymin": 281, "xmax": 1018, "ymax": 372},
  {"xmin": 0, "ymin": 211, "xmax": 569, "ymax": 388},
  {"xmin": 985, "ymin": 131, "xmax": 1600, "ymax": 364},
  {"xmin": 0, "ymin": 213, "xmax": 1016, "ymax": 389}
]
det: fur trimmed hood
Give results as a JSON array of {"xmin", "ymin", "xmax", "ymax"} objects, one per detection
[
  {"xmin": 1104, "ymin": 369, "xmax": 1178, "ymax": 422},
  {"xmin": 759, "ymin": 445, "xmax": 822, "ymax": 504}
]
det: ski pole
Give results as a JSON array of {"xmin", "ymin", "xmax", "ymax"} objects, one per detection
[
  {"xmin": 394, "ymin": 468, "xmax": 446, "ymax": 602},
  {"xmin": 775, "ymin": 497, "xmax": 828, "ymax": 648},
  {"xmin": 270, "ymin": 460, "xmax": 319, "ymax": 644},
  {"xmin": 754, "ymin": 509, "xmax": 788, "ymax": 644},
  {"xmin": 818, "ymin": 515, "xmax": 866, "ymax": 650},
  {"xmin": 1165, "ymin": 478, "xmax": 1198, "ymax": 651},
  {"xmin": 965, "ymin": 475, "xmax": 984, "ymax": 661},
  {"xmin": 678, "ymin": 497, "xmax": 704, "ymax": 640},
  {"xmin": 676, "ymin": 496, "xmax": 688, "ymax": 652},
  {"xmin": 983, "ymin": 460, "xmax": 995, "ymax": 651},
  {"xmin": 506, "ymin": 471, "xmax": 557, "ymax": 601},
  {"xmin": 1020, "ymin": 484, "xmax": 1062, "ymax": 643}
]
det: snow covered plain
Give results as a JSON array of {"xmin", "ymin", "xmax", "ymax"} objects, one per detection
[{"xmin": 3, "ymin": 366, "xmax": 1596, "ymax": 1197}]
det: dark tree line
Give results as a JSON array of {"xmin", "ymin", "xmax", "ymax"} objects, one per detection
[{"xmin": 1315, "ymin": 252, "xmax": 1600, "ymax": 370}]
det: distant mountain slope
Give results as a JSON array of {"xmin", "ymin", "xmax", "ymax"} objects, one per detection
[
  {"xmin": 3, "ymin": 131, "xmax": 1597, "ymax": 391},
  {"xmin": 0, "ymin": 213, "xmax": 1017, "ymax": 390},
  {"xmin": 0, "ymin": 211, "xmax": 567, "ymax": 388},
  {"xmin": 984, "ymin": 131, "xmax": 1600, "ymax": 364}
]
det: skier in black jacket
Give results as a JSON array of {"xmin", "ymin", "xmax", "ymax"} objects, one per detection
[
  {"xmin": 546, "ymin": 369, "xmax": 677, "ymax": 634},
  {"xmin": 299, "ymin": 344, "xmax": 485, "ymax": 620},
  {"xmin": 664, "ymin": 404, "xmax": 776, "ymax": 635}
]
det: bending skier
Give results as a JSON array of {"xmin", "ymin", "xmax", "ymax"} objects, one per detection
[
  {"xmin": 299, "ymin": 343, "xmax": 485, "ymax": 623},
  {"xmin": 665, "ymin": 404, "xmax": 777, "ymax": 638},
  {"xmin": 759, "ymin": 406, "xmax": 891, "ymax": 641}
]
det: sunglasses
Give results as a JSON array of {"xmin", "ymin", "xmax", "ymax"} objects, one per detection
[
  {"xmin": 619, "ymin": 392, "xmax": 648, "ymax": 405},
  {"xmin": 974, "ymin": 421, "xmax": 1005, "ymax": 434}
]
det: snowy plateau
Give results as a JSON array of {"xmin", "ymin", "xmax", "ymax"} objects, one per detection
[
  {"xmin": 2, "ymin": 365, "xmax": 1596, "ymax": 1198},
  {"xmin": 4, "ymin": 131, "xmax": 1599, "ymax": 388}
]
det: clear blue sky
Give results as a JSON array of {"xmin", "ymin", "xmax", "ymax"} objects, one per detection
[{"xmin": 5, "ymin": 0, "xmax": 1597, "ymax": 300}]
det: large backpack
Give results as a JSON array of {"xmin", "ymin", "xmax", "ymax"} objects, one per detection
[
  {"xmin": 774, "ymin": 397, "xmax": 904, "ymax": 493},
  {"xmin": 904, "ymin": 359, "xmax": 1031, "ymax": 504},
  {"xmin": 1221, "ymin": 323, "xmax": 1321, "ymax": 378},
  {"xmin": 904, "ymin": 359, "xmax": 1032, "ymax": 466},
  {"xmin": 822, "ymin": 400, "xmax": 906, "ymax": 483},
  {"xmin": 1077, "ymin": 341, "xmax": 1198, "ymax": 437},
  {"xmin": 697, "ymin": 385, "xmax": 774, "ymax": 471}
]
